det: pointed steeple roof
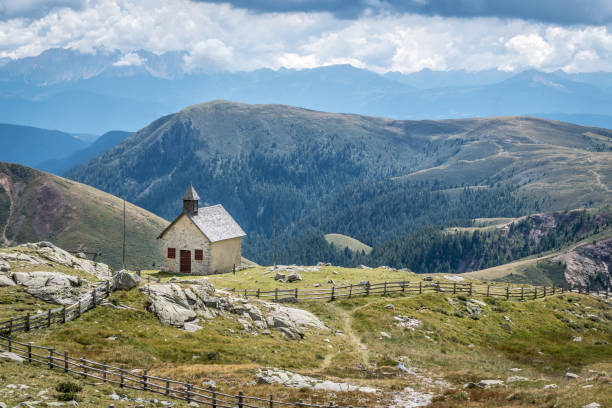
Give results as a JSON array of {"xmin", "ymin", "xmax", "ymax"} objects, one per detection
[{"xmin": 183, "ymin": 182, "xmax": 200, "ymax": 201}]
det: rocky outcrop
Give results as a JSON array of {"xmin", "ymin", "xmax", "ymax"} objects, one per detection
[
  {"xmin": 142, "ymin": 282, "xmax": 327, "ymax": 339},
  {"xmin": 256, "ymin": 368, "xmax": 377, "ymax": 393},
  {"xmin": 0, "ymin": 242, "xmax": 112, "ymax": 280},
  {"xmin": 0, "ymin": 274, "xmax": 15, "ymax": 287},
  {"xmin": 23, "ymin": 242, "xmax": 112, "ymax": 279},
  {"xmin": 553, "ymin": 238, "xmax": 612, "ymax": 289},
  {"xmin": 112, "ymin": 270, "xmax": 140, "ymax": 290},
  {"xmin": 8, "ymin": 271, "xmax": 86, "ymax": 305}
]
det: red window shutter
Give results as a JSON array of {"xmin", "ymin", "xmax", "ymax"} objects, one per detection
[
  {"xmin": 195, "ymin": 249, "xmax": 203, "ymax": 261},
  {"xmin": 167, "ymin": 248, "xmax": 176, "ymax": 259}
]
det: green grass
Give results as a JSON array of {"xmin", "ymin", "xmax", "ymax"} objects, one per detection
[{"xmin": 324, "ymin": 233, "xmax": 372, "ymax": 254}]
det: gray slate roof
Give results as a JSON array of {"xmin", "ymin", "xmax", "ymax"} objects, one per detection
[
  {"xmin": 188, "ymin": 204, "xmax": 246, "ymax": 242},
  {"xmin": 183, "ymin": 183, "xmax": 200, "ymax": 200}
]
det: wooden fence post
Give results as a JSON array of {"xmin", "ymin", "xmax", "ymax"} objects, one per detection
[
  {"xmin": 383, "ymin": 281, "xmax": 387, "ymax": 296},
  {"xmin": 165, "ymin": 380, "xmax": 170, "ymax": 395},
  {"xmin": 64, "ymin": 352, "xmax": 68, "ymax": 372},
  {"xmin": 366, "ymin": 282, "xmax": 371, "ymax": 296},
  {"xmin": 211, "ymin": 386, "xmax": 217, "ymax": 408},
  {"xmin": 186, "ymin": 384, "xmax": 192, "ymax": 404},
  {"xmin": 275, "ymin": 288, "xmax": 278, "ymax": 302},
  {"xmin": 62, "ymin": 306, "xmax": 66, "ymax": 323},
  {"xmin": 486, "ymin": 284, "xmax": 490, "ymax": 297},
  {"xmin": 103, "ymin": 362, "xmax": 107, "ymax": 382},
  {"xmin": 257, "ymin": 288, "xmax": 260, "ymax": 298},
  {"xmin": 237, "ymin": 390, "xmax": 244, "ymax": 408},
  {"xmin": 544, "ymin": 286, "xmax": 547, "ymax": 297},
  {"xmin": 269, "ymin": 394, "xmax": 274, "ymax": 408},
  {"xmin": 506, "ymin": 286, "xmax": 510, "ymax": 300},
  {"xmin": 143, "ymin": 369, "xmax": 148, "ymax": 391},
  {"xmin": 552, "ymin": 285, "xmax": 555, "ymax": 295},
  {"xmin": 534, "ymin": 287, "xmax": 537, "ymax": 300},
  {"xmin": 25, "ymin": 313, "xmax": 30, "ymax": 332},
  {"xmin": 28, "ymin": 343, "xmax": 32, "ymax": 363},
  {"xmin": 295, "ymin": 288, "xmax": 298, "ymax": 301},
  {"xmin": 419, "ymin": 281, "xmax": 422, "ymax": 294},
  {"xmin": 453, "ymin": 283, "xmax": 456, "ymax": 294},
  {"xmin": 244, "ymin": 288, "xmax": 247, "ymax": 298},
  {"xmin": 47, "ymin": 309, "xmax": 52, "ymax": 327},
  {"xmin": 521, "ymin": 287, "xmax": 524, "ymax": 301},
  {"xmin": 120, "ymin": 366, "xmax": 124, "ymax": 388},
  {"xmin": 349, "ymin": 283, "xmax": 353, "ymax": 298},
  {"xmin": 469, "ymin": 282, "xmax": 473, "ymax": 296},
  {"xmin": 331, "ymin": 286, "xmax": 336, "ymax": 301},
  {"xmin": 402, "ymin": 280, "xmax": 406, "ymax": 293},
  {"xmin": 48, "ymin": 348, "xmax": 54, "ymax": 369}
]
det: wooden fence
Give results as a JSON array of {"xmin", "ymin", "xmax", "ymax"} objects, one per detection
[
  {"xmin": 0, "ymin": 279, "xmax": 112, "ymax": 336},
  {"xmin": 0, "ymin": 335, "xmax": 350, "ymax": 408},
  {"xmin": 236, "ymin": 280, "xmax": 611, "ymax": 303}
]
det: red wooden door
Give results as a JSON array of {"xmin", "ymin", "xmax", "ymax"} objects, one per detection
[{"xmin": 180, "ymin": 250, "xmax": 191, "ymax": 273}]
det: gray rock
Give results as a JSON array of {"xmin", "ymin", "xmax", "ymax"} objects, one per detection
[
  {"xmin": 478, "ymin": 379, "xmax": 504, "ymax": 387},
  {"xmin": 385, "ymin": 304, "xmax": 395, "ymax": 310},
  {"xmin": 0, "ymin": 274, "xmax": 15, "ymax": 287},
  {"xmin": 113, "ymin": 270, "xmax": 140, "ymax": 290},
  {"xmin": 10, "ymin": 271, "xmax": 85, "ymax": 305},
  {"xmin": 0, "ymin": 401, "xmax": 6, "ymax": 408},
  {"xmin": 423, "ymin": 276, "xmax": 433, "ymax": 281},
  {"xmin": 380, "ymin": 331, "xmax": 391, "ymax": 339},
  {"xmin": 0, "ymin": 260, "xmax": 9, "ymax": 272},
  {"xmin": 507, "ymin": 376, "xmax": 528, "ymax": 382},
  {"xmin": 274, "ymin": 272, "xmax": 286, "ymax": 281},
  {"xmin": 543, "ymin": 384, "xmax": 558, "ymax": 389},
  {"xmin": 565, "ymin": 372, "xmax": 580, "ymax": 380},
  {"xmin": 286, "ymin": 272, "xmax": 302, "ymax": 282},
  {"xmin": 583, "ymin": 403, "xmax": 600, "ymax": 408},
  {"xmin": 463, "ymin": 382, "xmax": 477, "ymax": 389},
  {"xmin": 0, "ymin": 351, "xmax": 24, "ymax": 363},
  {"xmin": 183, "ymin": 323, "xmax": 203, "ymax": 332}
]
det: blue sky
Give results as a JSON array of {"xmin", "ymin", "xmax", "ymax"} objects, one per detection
[{"xmin": 1, "ymin": 0, "xmax": 612, "ymax": 73}]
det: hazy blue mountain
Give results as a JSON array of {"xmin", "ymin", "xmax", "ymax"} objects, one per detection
[
  {"xmin": 38, "ymin": 130, "xmax": 132, "ymax": 175},
  {"xmin": 2, "ymin": 48, "xmax": 612, "ymax": 133},
  {"xmin": 0, "ymin": 123, "xmax": 87, "ymax": 168}
]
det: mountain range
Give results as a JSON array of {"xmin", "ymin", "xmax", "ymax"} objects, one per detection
[
  {"xmin": 65, "ymin": 100, "xmax": 612, "ymax": 266},
  {"xmin": 3, "ymin": 48, "xmax": 612, "ymax": 133}
]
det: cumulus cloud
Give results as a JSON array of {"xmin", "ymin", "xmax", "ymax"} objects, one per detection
[
  {"xmin": 113, "ymin": 52, "xmax": 145, "ymax": 67},
  {"xmin": 1, "ymin": 0, "xmax": 612, "ymax": 74}
]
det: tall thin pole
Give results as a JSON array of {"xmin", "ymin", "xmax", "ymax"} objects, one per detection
[
  {"xmin": 122, "ymin": 198, "xmax": 126, "ymax": 269},
  {"xmin": 273, "ymin": 194, "xmax": 277, "ymax": 268}
]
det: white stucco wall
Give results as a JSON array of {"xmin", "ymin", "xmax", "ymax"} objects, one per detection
[
  {"xmin": 159, "ymin": 214, "xmax": 211, "ymax": 274},
  {"xmin": 209, "ymin": 237, "xmax": 242, "ymax": 274}
]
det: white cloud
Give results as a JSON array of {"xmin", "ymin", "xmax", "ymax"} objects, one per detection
[
  {"xmin": 113, "ymin": 51, "xmax": 145, "ymax": 67},
  {"xmin": 0, "ymin": 0, "xmax": 612, "ymax": 73}
]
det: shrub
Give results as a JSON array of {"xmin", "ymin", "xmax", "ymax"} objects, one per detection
[
  {"xmin": 56, "ymin": 382, "xmax": 82, "ymax": 394},
  {"xmin": 57, "ymin": 392, "xmax": 78, "ymax": 401}
]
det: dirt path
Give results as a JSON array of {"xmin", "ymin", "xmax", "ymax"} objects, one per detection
[{"xmin": 0, "ymin": 175, "xmax": 13, "ymax": 246}]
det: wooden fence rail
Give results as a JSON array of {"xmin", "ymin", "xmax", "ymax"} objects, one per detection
[
  {"xmin": 0, "ymin": 335, "xmax": 351, "ymax": 408},
  {"xmin": 238, "ymin": 280, "xmax": 611, "ymax": 303},
  {"xmin": 0, "ymin": 279, "xmax": 112, "ymax": 336}
]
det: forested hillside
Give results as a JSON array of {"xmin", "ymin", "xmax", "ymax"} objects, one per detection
[
  {"xmin": 280, "ymin": 208, "xmax": 611, "ymax": 276},
  {"xmin": 67, "ymin": 101, "xmax": 612, "ymax": 266}
]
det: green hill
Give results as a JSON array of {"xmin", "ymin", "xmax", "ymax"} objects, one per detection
[
  {"xmin": 0, "ymin": 162, "xmax": 168, "ymax": 269},
  {"xmin": 324, "ymin": 233, "xmax": 372, "ymax": 254}
]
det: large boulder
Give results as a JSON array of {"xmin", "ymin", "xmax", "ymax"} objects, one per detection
[
  {"xmin": 0, "ymin": 274, "xmax": 15, "ymax": 287},
  {"xmin": 112, "ymin": 270, "xmax": 140, "ymax": 290},
  {"xmin": 10, "ymin": 271, "xmax": 85, "ymax": 305},
  {"xmin": 0, "ymin": 260, "xmax": 9, "ymax": 272},
  {"xmin": 142, "ymin": 283, "xmax": 198, "ymax": 326}
]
